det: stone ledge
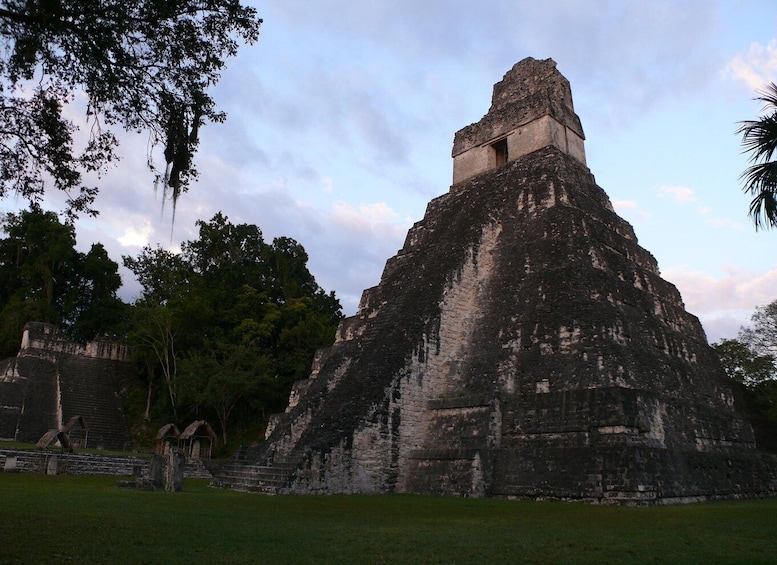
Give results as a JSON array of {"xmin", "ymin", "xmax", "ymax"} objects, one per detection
[
  {"xmin": 428, "ymin": 394, "xmax": 491, "ymax": 410},
  {"xmin": 0, "ymin": 447, "xmax": 212, "ymax": 479}
]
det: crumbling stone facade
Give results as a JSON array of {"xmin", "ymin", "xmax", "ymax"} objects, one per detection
[
  {"xmin": 0, "ymin": 322, "xmax": 133, "ymax": 451},
  {"xmin": 212, "ymin": 58, "xmax": 777, "ymax": 503},
  {"xmin": 453, "ymin": 57, "xmax": 586, "ymax": 184}
]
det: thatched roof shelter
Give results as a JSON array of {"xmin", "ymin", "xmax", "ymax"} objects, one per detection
[
  {"xmin": 61, "ymin": 415, "xmax": 88, "ymax": 448},
  {"xmin": 154, "ymin": 423, "xmax": 181, "ymax": 455},
  {"xmin": 180, "ymin": 420, "xmax": 216, "ymax": 459},
  {"xmin": 36, "ymin": 429, "xmax": 74, "ymax": 452},
  {"xmin": 62, "ymin": 415, "xmax": 88, "ymax": 433},
  {"xmin": 155, "ymin": 423, "xmax": 180, "ymax": 440}
]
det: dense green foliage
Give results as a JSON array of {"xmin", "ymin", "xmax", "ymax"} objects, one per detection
[
  {"xmin": 713, "ymin": 301, "xmax": 777, "ymax": 443},
  {"xmin": 123, "ymin": 213, "xmax": 343, "ymax": 446},
  {"xmin": 738, "ymin": 82, "xmax": 777, "ymax": 230},
  {"xmin": 0, "ymin": 206, "xmax": 126, "ymax": 357},
  {"xmin": 0, "ymin": 0, "xmax": 262, "ymax": 216},
  {"xmin": 714, "ymin": 337, "xmax": 775, "ymax": 387},
  {"xmin": 2, "ymin": 474, "xmax": 777, "ymax": 564}
]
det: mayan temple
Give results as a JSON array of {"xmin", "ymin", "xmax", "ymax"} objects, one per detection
[
  {"xmin": 0, "ymin": 322, "xmax": 133, "ymax": 451},
  {"xmin": 212, "ymin": 57, "xmax": 777, "ymax": 503}
]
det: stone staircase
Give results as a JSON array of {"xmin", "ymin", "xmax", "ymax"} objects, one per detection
[
  {"xmin": 57, "ymin": 356, "xmax": 132, "ymax": 451},
  {"xmin": 210, "ymin": 450, "xmax": 301, "ymax": 494},
  {"xmin": 404, "ymin": 394, "xmax": 496, "ymax": 496}
]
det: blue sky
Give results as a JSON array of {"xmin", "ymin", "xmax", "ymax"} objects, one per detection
[{"xmin": 9, "ymin": 0, "xmax": 777, "ymax": 344}]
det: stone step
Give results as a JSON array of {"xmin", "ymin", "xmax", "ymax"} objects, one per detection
[
  {"xmin": 427, "ymin": 394, "xmax": 492, "ymax": 410},
  {"xmin": 408, "ymin": 448, "xmax": 482, "ymax": 460},
  {"xmin": 215, "ymin": 469, "xmax": 289, "ymax": 484},
  {"xmin": 56, "ymin": 356, "xmax": 132, "ymax": 450},
  {"xmin": 210, "ymin": 455, "xmax": 304, "ymax": 494}
]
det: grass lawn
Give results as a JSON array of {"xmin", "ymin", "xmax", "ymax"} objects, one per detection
[{"xmin": 1, "ymin": 474, "xmax": 776, "ymax": 564}]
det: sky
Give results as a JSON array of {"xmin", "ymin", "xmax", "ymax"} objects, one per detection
[{"xmin": 6, "ymin": 0, "xmax": 777, "ymax": 344}]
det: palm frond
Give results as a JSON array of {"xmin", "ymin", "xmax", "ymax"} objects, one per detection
[
  {"xmin": 741, "ymin": 160, "xmax": 777, "ymax": 192},
  {"xmin": 741, "ymin": 161, "xmax": 777, "ymax": 230},
  {"xmin": 737, "ymin": 114, "xmax": 777, "ymax": 163},
  {"xmin": 738, "ymin": 83, "xmax": 777, "ymax": 230},
  {"xmin": 756, "ymin": 82, "xmax": 777, "ymax": 111},
  {"xmin": 748, "ymin": 190, "xmax": 777, "ymax": 230}
]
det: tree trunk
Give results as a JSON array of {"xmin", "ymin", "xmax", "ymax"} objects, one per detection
[{"xmin": 144, "ymin": 375, "xmax": 153, "ymax": 422}]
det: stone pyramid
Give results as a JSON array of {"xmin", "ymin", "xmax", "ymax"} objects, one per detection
[{"xmin": 213, "ymin": 57, "xmax": 777, "ymax": 503}]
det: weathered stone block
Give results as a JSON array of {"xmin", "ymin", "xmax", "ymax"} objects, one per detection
[
  {"xmin": 149, "ymin": 455, "xmax": 166, "ymax": 489},
  {"xmin": 165, "ymin": 448, "xmax": 186, "ymax": 492}
]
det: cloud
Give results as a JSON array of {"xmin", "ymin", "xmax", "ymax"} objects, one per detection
[
  {"xmin": 725, "ymin": 39, "xmax": 777, "ymax": 91},
  {"xmin": 700, "ymin": 316, "xmax": 747, "ymax": 345},
  {"xmin": 644, "ymin": 190, "xmax": 745, "ymax": 232},
  {"xmin": 117, "ymin": 224, "xmax": 152, "ymax": 247},
  {"xmin": 612, "ymin": 199, "xmax": 638, "ymax": 210},
  {"xmin": 612, "ymin": 199, "xmax": 652, "ymax": 220},
  {"xmin": 331, "ymin": 201, "xmax": 400, "ymax": 232},
  {"xmin": 264, "ymin": 0, "xmax": 721, "ymax": 139},
  {"xmin": 654, "ymin": 185, "xmax": 697, "ymax": 204},
  {"xmin": 323, "ymin": 200, "xmax": 410, "ymax": 311},
  {"xmin": 703, "ymin": 216, "xmax": 748, "ymax": 231},
  {"xmin": 103, "ymin": 182, "xmax": 411, "ymax": 315},
  {"xmin": 662, "ymin": 264, "xmax": 777, "ymax": 342}
]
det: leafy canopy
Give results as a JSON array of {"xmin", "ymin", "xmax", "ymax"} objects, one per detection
[
  {"xmin": 123, "ymin": 213, "xmax": 343, "ymax": 446},
  {"xmin": 713, "ymin": 301, "xmax": 777, "ymax": 388},
  {"xmin": 0, "ymin": 206, "xmax": 126, "ymax": 356},
  {"xmin": 713, "ymin": 338, "xmax": 775, "ymax": 388},
  {"xmin": 0, "ymin": 0, "xmax": 262, "ymax": 218},
  {"xmin": 713, "ymin": 301, "xmax": 777, "ymax": 446}
]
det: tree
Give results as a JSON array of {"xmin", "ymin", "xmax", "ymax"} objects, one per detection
[
  {"xmin": 122, "ymin": 244, "xmax": 190, "ymax": 305},
  {"xmin": 0, "ymin": 206, "xmax": 126, "ymax": 356},
  {"xmin": 0, "ymin": 1, "xmax": 262, "ymax": 217},
  {"xmin": 128, "ymin": 303, "xmax": 181, "ymax": 419},
  {"xmin": 738, "ymin": 83, "xmax": 777, "ymax": 230},
  {"xmin": 123, "ymin": 244, "xmax": 192, "ymax": 421},
  {"xmin": 123, "ymin": 213, "xmax": 343, "ymax": 444},
  {"xmin": 713, "ymin": 302, "xmax": 777, "ymax": 447},
  {"xmin": 68, "ymin": 243, "xmax": 126, "ymax": 342},
  {"xmin": 713, "ymin": 301, "xmax": 777, "ymax": 385},
  {"xmin": 178, "ymin": 341, "xmax": 265, "ymax": 445},
  {"xmin": 712, "ymin": 338, "xmax": 775, "ymax": 387},
  {"xmin": 740, "ymin": 301, "xmax": 777, "ymax": 359},
  {"xmin": 0, "ymin": 206, "xmax": 77, "ymax": 322}
]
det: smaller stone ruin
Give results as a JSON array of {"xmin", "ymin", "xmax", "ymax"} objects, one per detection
[
  {"xmin": 0, "ymin": 322, "xmax": 133, "ymax": 450},
  {"xmin": 117, "ymin": 447, "xmax": 187, "ymax": 492}
]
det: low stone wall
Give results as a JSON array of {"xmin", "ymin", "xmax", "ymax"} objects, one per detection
[{"xmin": 0, "ymin": 448, "xmax": 212, "ymax": 479}]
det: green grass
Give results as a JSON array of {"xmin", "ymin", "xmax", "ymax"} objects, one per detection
[{"xmin": 1, "ymin": 474, "xmax": 776, "ymax": 564}]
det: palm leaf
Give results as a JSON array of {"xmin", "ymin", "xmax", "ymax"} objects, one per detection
[
  {"xmin": 755, "ymin": 82, "xmax": 777, "ymax": 111},
  {"xmin": 738, "ymin": 114, "xmax": 777, "ymax": 163},
  {"xmin": 738, "ymin": 83, "xmax": 777, "ymax": 229},
  {"xmin": 741, "ymin": 160, "xmax": 777, "ymax": 192},
  {"xmin": 748, "ymin": 189, "xmax": 777, "ymax": 230}
]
